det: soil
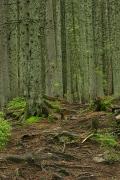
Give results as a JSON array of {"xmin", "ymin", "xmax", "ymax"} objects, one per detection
[{"xmin": 0, "ymin": 101, "xmax": 120, "ymax": 180}]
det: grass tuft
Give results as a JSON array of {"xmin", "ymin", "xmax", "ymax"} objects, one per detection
[{"xmin": 91, "ymin": 133, "xmax": 118, "ymax": 148}]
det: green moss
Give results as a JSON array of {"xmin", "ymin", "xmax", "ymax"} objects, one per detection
[
  {"xmin": 7, "ymin": 97, "xmax": 26, "ymax": 110},
  {"xmin": 51, "ymin": 100, "xmax": 61, "ymax": 109},
  {"xmin": 45, "ymin": 100, "xmax": 61, "ymax": 113},
  {"xmin": 0, "ymin": 119, "xmax": 11, "ymax": 149},
  {"xmin": 25, "ymin": 116, "xmax": 41, "ymax": 124},
  {"xmin": 91, "ymin": 133, "xmax": 118, "ymax": 148}
]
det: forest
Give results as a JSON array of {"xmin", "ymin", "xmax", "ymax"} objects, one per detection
[{"xmin": 0, "ymin": 0, "xmax": 120, "ymax": 179}]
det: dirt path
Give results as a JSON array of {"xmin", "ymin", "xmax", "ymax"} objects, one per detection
[{"xmin": 0, "ymin": 105, "xmax": 120, "ymax": 180}]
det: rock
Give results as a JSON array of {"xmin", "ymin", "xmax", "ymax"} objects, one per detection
[
  {"xmin": 70, "ymin": 115, "xmax": 79, "ymax": 120},
  {"xmin": 115, "ymin": 114, "xmax": 120, "ymax": 120},
  {"xmin": 93, "ymin": 154, "xmax": 106, "ymax": 163}
]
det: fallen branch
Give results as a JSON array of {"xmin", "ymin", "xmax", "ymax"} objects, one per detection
[{"xmin": 62, "ymin": 142, "xmax": 66, "ymax": 153}]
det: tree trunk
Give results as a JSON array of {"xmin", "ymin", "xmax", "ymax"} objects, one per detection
[
  {"xmin": 0, "ymin": 1, "xmax": 10, "ymax": 108},
  {"xmin": 1, "ymin": 0, "xmax": 120, "ymax": 109}
]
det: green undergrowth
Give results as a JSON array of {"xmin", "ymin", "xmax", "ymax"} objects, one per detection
[
  {"xmin": 91, "ymin": 132, "xmax": 118, "ymax": 148},
  {"xmin": 0, "ymin": 117, "xmax": 11, "ymax": 149},
  {"xmin": 91, "ymin": 132, "xmax": 120, "ymax": 162},
  {"xmin": 100, "ymin": 97, "xmax": 113, "ymax": 111},
  {"xmin": 44, "ymin": 99, "xmax": 61, "ymax": 113},
  {"xmin": 7, "ymin": 97, "xmax": 26, "ymax": 110},
  {"xmin": 93, "ymin": 96, "xmax": 114, "ymax": 111},
  {"xmin": 24, "ymin": 114, "xmax": 56, "ymax": 125},
  {"xmin": 6, "ymin": 97, "xmax": 26, "ymax": 120},
  {"xmin": 0, "ymin": 111, "xmax": 4, "ymax": 118}
]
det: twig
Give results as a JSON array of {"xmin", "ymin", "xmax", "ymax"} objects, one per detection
[
  {"xmin": 81, "ymin": 133, "xmax": 94, "ymax": 144},
  {"xmin": 62, "ymin": 142, "xmax": 66, "ymax": 153}
]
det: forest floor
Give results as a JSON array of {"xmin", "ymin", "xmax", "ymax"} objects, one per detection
[{"xmin": 0, "ymin": 98, "xmax": 120, "ymax": 180}]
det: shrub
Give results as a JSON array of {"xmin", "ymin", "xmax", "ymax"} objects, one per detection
[{"xmin": 0, "ymin": 119, "xmax": 11, "ymax": 149}]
